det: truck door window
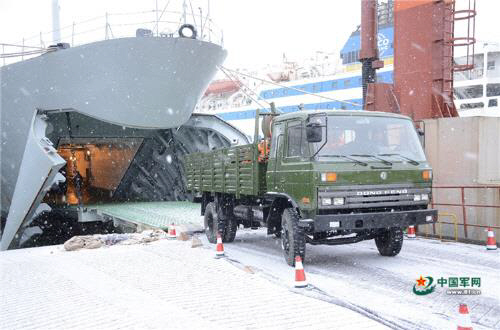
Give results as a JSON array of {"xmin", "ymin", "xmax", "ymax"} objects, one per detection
[
  {"xmin": 270, "ymin": 123, "xmax": 283, "ymax": 158},
  {"xmin": 287, "ymin": 121, "xmax": 308, "ymax": 158}
]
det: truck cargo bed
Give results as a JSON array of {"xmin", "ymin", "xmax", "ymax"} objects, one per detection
[{"xmin": 185, "ymin": 144, "xmax": 266, "ymax": 198}]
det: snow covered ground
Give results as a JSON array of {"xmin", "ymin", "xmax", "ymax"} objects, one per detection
[
  {"xmin": 1, "ymin": 209, "xmax": 499, "ymax": 329},
  {"xmin": 1, "ymin": 237, "xmax": 387, "ymax": 330},
  {"xmin": 213, "ymin": 228, "xmax": 500, "ymax": 330}
]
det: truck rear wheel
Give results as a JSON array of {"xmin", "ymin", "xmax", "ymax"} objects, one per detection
[
  {"xmin": 204, "ymin": 202, "xmax": 220, "ymax": 244},
  {"xmin": 205, "ymin": 202, "xmax": 238, "ymax": 243},
  {"xmin": 223, "ymin": 217, "xmax": 238, "ymax": 243},
  {"xmin": 375, "ymin": 227, "xmax": 403, "ymax": 256},
  {"xmin": 281, "ymin": 208, "xmax": 306, "ymax": 267}
]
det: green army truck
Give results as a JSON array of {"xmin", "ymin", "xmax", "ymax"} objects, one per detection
[{"xmin": 184, "ymin": 109, "xmax": 437, "ymax": 266}]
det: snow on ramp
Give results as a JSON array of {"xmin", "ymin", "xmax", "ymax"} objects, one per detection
[{"xmin": 0, "ymin": 238, "xmax": 387, "ymax": 329}]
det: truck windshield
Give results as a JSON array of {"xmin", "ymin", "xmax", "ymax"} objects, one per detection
[{"xmin": 310, "ymin": 115, "xmax": 426, "ymax": 162}]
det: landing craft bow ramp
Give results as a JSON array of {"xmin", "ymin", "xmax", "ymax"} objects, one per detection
[{"xmin": 0, "ymin": 36, "xmax": 248, "ymax": 250}]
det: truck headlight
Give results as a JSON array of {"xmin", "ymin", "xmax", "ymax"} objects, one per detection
[
  {"xmin": 321, "ymin": 198, "xmax": 332, "ymax": 206},
  {"xmin": 333, "ymin": 197, "xmax": 345, "ymax": 205},
  {"xmin": 414, "ymin": 194, "xmax": 428, "ymax": 202}
]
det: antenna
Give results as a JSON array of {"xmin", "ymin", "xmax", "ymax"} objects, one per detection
[
  {"xmin": 182, "ymin": 0, "xmax": 187, "ymax": 24},
  {"xmin": 52, "ymin": 0, "xmax": 61, "ymax": 44}
]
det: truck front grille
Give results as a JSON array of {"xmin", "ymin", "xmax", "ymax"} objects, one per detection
[{"xmin": 318, "ymin": 184, "xmax": 431, "ymax": 210}]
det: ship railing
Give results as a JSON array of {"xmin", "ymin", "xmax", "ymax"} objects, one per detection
[{"xmin": 1, "ymin": 9, "xmax": 223, "ymax": 66}]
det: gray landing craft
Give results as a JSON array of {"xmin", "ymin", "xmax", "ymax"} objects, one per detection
[{"xmin": 0, "ymin": 30, "xmax": 248, "ymax": 250}]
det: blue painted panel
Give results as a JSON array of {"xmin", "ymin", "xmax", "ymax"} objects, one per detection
[
  {"xmin": 340, "ymin": 26, "xmax": 394, "ymax": 58},
  {"xmin": 216, "ymin": 98, "xmax": 364, "ymax": 121}
]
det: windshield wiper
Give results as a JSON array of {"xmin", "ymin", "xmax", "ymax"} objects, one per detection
[
  {"xmin": 378, "ymin": 153, "xmax": 419, "ymax": 166},
  {"xmin": 320, "ymin": 154, "xmax": 368, "ymax": 166},
  {"xmin": 349, "ymin": 154, "xmax": 393, "ymax": 166}
]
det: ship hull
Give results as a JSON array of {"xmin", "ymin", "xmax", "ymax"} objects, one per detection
[{"xmin": 0, "ymin": 36, "xmax": 226, "ymax": 249}]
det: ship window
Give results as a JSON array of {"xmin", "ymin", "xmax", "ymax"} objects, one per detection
[
  {"xmin": 486, "ymin": 52, "xmax": 499, "ymax": 78},
  {"xmin": 486, "ymin": 83, "xmax": 500, "ymax": 97},
  {"xmin": 283, "ymin": 89, "xmax": 288, "ymax": 96},
  {"xmin": 313, "ymin": 84, "xmax": 320, "ymax": 92},
  {"xmin": 344, "ymin": 79, "xmax": 351, "ymax": 88},
  {"xmin": 454, "ymin": 85, "xmax": 483, "ymax": 99},
  {"xmin": 331, "ymin": 81, "xmax": 337, "ymax": 89},
  {"xmin": 460, "ymin": 102, "xmax": 484, "ymax": 109},
  {"xmin": 454, "ymin": 53, "xmax": 484, "ymax": 81},
  {"xmin": 488, "ymin": 99, "xmax": 498, "ymax": 107}
]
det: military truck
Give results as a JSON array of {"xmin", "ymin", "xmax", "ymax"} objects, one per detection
[{"xmin": 184, "ymin": 109, "xmax": 437, "ymax": 266}]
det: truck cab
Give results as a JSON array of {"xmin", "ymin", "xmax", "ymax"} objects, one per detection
[
  {"xmin": 265, "ymin": 110, "xmax": 437, "ymax": 265},
  {"xmin": 184, "ymin": 109, "xmax": 437, "ymax": 266}
]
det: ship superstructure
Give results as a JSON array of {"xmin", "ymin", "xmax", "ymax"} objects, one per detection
[
  {"xmin": 196, "ymin": 0, "xmax": 499, "ymax": 137},
  {"xmin": 454, "ymin": 43, "xmax": 500, "ymax": 117}
]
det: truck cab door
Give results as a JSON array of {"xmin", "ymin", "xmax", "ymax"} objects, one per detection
[{"xmin": 267, "ymin": 123, "xmax": 284, "ymax": 192}]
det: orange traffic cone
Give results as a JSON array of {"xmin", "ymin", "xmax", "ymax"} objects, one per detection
[
  {"xmin": 294, "ymin": 256, "xmax": 308, "ymax": 288},
  {"xmin": 457, "ymin": 303, "xmax": 473, "ymax": 330},
  {"xmin": 486, "ymin": 228, "xmax": 497, "ymax": 250},
  {"xmin": 407, "ymin": 225, "xmax": 416, "ymax": 239},
  {"xmin": 167, "ymin": 223, "xmax": 176, "ymax": 240},
  {"xmin": 215, "ymin": 233, "xmax": 225, "ymax": 258}
]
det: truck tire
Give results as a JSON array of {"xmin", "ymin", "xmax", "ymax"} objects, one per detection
[
  {"xmin": 281, "ymin": 208, "xmax": 306, "ymax": 267},
  {"xmin": 204, "ymin": 202, "xmax": 220, "ymax": 244},
  {"xmin": 375, "ymin": 227, "xmax": 403, "ymax": 256},
  {"xmin": 223, "ymin": 217, "xmax": 238, "ymax": 243}
]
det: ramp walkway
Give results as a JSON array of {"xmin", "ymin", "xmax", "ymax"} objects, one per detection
[{"xmin": 88, "ymin": 201, "xmax": 203, "ymax": 230}]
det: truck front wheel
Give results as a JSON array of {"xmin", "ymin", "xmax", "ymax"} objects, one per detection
[
  {"xmin": 281, "ymin": 208, "xmax": 306, "ymax": 267},
  {"xmin": 375, "ymin": 227, "xmax": 403, "ymax": 256}
]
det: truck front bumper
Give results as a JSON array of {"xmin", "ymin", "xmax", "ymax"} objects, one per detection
[{"xmin": 300, "ymin": 209, "xmax": 438, "ymax": 232}]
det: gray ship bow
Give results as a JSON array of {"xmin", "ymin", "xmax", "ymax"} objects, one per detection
[{"xmin": 0, "ymin": 36, "xmax": 227, "ymax": 250}]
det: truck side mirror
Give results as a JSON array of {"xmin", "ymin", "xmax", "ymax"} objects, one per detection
[
  {"xmin": 306, "ymin": 123, "xmax": 323, "ymax": 142},
  {"xmin": 417, "ymin": 128, "xmax": 425, "ymax": 148}
]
